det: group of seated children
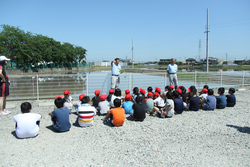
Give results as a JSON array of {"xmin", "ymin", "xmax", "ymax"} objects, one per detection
[{"xmin": 13, "ymin": 85, "xmax": 236, "ymax": 138}]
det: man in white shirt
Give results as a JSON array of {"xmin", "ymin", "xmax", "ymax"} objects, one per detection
[
  {"xmin": 111, "ymin": 58, "xmax": 121, "ymax": 89},
  {"xmin": 167, "ymin": 58, "xmax": 178, "ymax": 89}
]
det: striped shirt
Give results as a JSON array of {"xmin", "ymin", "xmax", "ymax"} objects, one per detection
[{"xmin": 78, "ymin": 104, "xmax": 96, "ymax": 127}]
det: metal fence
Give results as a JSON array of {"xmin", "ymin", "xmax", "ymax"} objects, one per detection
[
  {"xmin": 6, "ymin": 62, "xmax": 90, "ymax": 70},
  {"xmin": 7, "ymin": 71, "xmax": 250, "ymax": 100}
]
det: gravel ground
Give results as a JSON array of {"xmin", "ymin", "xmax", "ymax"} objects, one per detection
[{"xmin": 0, "ymin": 88, "xmax": 249, "ymax": 167}]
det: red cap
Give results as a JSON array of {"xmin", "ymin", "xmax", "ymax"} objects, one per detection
[
  {"xmin": 95, "ymin": 90, "xmax": 101, "ymax": 95},
  {"xmin": 178, "ymin": 86, "xmax": 181, "ymax": 89},
  {"xmin": 100, "ymin": 94, "xmax": 108, "ymax": 101},
  {"xmin": 79, "ymin": 94, "xmax": 86, "ymax": 100},
  {"xmin": 176, "ymin": 89, "xmax": 182, "ymax": 94},
  {"xmin": 155, "ymin": 87, "xmax": 161, "ymax": 93},
  {"xmin": 109, "ymin": 89, "xmax": 114, "ymax": 94},
  {"xmin": 202, "ymin": 88, "xmax": 208, "ymax": 93},
  {"xmin": 125, "ymin": 94, "xmax": 132, "ymax": 100},
  {"xmin": 154, "ymin": 92, "xmax": 159, "ymax": 97},
  {"xmin": 170, "ymin": 85, "xmax": 174, "ymax": 90},
  {"xmin": 147, "ymin": 92, "xmax": 153, "ymax": 97},
  {"xmin": 55, "ymin": 95, "xmax": 63, "ymax": 100},
  {"xmin": 125, "ymin": 89, "xmax": 130, "ymax": 94},
  {"xmin": 64, "ymin": 90, "xmax": 70, "ymax": 95},
  {"xmin": 140, "ymin": 88, "xmax": 146, "ymax": 95}
]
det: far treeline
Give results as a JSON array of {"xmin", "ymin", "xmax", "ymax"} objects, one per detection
[{"xmin": 0, "ymin": 24, "xmax": 87, "ymax": 66}]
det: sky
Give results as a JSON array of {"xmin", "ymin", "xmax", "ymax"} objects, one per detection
[{"xmin": 1, "ymin": 0, "xmax": 250, "ymax": 62}]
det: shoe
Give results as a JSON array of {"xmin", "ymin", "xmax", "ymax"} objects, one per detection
[
  {"xmin": 4, "ymin": 110, "xmax": 11, "ymax": 114},
  {"xmin": 0, "ymin": 111, "xmax": 8, "ymax": 115}
]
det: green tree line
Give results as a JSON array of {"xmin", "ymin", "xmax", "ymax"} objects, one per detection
[{"xmin": 0, "ymin": 24, "xmax": 87, "ymax": 66}]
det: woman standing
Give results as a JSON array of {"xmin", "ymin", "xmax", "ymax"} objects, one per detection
[{"xmin": 0, "ymin": 56, "xmax": 10, "ymax": 115}]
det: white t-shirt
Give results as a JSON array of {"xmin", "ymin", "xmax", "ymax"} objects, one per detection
[
  {"xmin": 98, "ymin": 101, "xmax": 110, "ymax": 114},
  {"xmin": 199, "ymin": 93, "xmax": 207, "ymax": 99},
  {"xmin": 110, "ymin": 95, "xmax": 122, "ymax": 107},
  {"xmin": 154, "ymin": 97, "xmax": 165, "ymax": 107},
  {"xmin": 165, "ymin": 99, "xmax": 175, "ymax": 117},
  {"xmin": 14, "ymin": 113, "xmax": 41, "ymax": 138},
  {"xmin": 64, "ymin": 95, "xmax": 73, "ymax": 110}
]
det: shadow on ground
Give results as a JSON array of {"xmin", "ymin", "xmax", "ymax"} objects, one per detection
[{"xmin": 227, "ymin": 124, "xmax": 250, "ymax": 134}]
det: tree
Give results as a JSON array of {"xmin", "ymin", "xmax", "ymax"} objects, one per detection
[
  {"xmin": 75, "ymin": 46, "xmax": 86, "ymax": 64},
  {"xmin": 0, "ymin": 24, "xmax": 88, "ymax": 66}
]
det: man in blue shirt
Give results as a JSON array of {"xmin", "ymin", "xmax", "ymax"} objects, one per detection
[
  {"xmin": 111, "ymin": 58, "xmax": 121, "ymax": 89},
  {"xmin": 167, "ymin": 58, "xmax": 178, "ymax": 89}
]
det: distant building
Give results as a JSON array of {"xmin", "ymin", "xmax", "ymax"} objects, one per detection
[
  {"xmin": 200, "ymin": 57, "xmax": 218, "ymax": 64},
  {"xmin": 186, "ymin": 58, "xmax": 197, "ymax": 65},
  {"xmin": 159, "ymin": 59, "xmax": 172, "ymax": 63},
  {"xmin": 234, "ymin": 59, "xmax": 250, "ymax": 65}
]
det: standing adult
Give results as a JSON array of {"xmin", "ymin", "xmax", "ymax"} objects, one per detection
[
  {"xmin": 111, "ymin": 58, "xmax": 121, "ymax": 89},
  {"xmin": 0, "ymin": 56, "xmax": 11, "ymax": 115},
  {"xmin": 167, "ymin": 58, "xmax": 178, "ymax": 89}
]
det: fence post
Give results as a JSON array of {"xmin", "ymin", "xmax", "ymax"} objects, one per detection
[
  {"xmin": 86, "ymin": 73, "xmax": 89, "ymax": 95},
  {"xmin": 164, "ymin": 72, "xmax": 167, "ymax": 87},
  {"xmin": 242, "ymin": 71, "xmax": 245, "ymax": 87},
  {"xmin": 220, "ymin": 71, "xmax": 222, "ymax": 87},
  {"xmin": 129, "ymin": 73, "xmax": 131, "ymax": 92},
  {"xmin": 36, "ymin": 75, "xmax": 39, "ymax": 100},
  {"xmin": 194, "ymin": 71, "xmax": 197, "ymax": 88}
]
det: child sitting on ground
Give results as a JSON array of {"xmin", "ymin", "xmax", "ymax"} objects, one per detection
[
  {"xmin": 179, "ymin": 86, "xmax": 187, "ymax": 103},
  {"xmin": 199, "ymin": 85, "xmax": 209, "ymax": 96},
  {"xmin": 98, "ymin": 94, "xmax": 110, "ymax": 115},
  {"xmin": 132, "ymin": 87, "xmax": 140, "ymax": 103},
  {"xmin": 78, "ymin": 96, "xmax": 96, "ymax": 127},
  {"xmin": 226, "ymin": 87, "xmax": 236, "ymax": 107},
  {"xmin": 49, "ymin": 97, "xmax": 71, "ymax": 132},
  {"xmin": 147, "ymin": 86, "xmax": 153, "ymax": 93},
  {"xmin": 201, "ymin": 89, "xmax": 216, "ymax": 110},
  {"xmin": 133, "ymin": 96, "xmax": 146, "ymax": 121},
  {"xmin": 145, "ymin": 92, "xmax": 154, "ymax": 113},
  {"xmin": 107, "ymin": 89, "xmax": 114, "ymax": 103},
  {"xmin": 14, "ymin": 102, "xmax": 42, "ymax": 138},
  {"xmin": 74, "ymin": 94, "xmax": 85, "ymax": 114},
  {"xmin": 122, "ymin": 94, "xmax": 133, "ymax": 115},
  {"xmin": 125, "ymin": 89, "xmax": 130, "ymax": 95},
  {"xmin": 199, "ymin": 88, "xmax": 208, "ymax": 100},
  {"xmin": 63, "ymin": 90, "xmax": 73, "ymax": 110},
  {"xmin": 139, "ymin": 88, "xmax": 146, "ymax": 98},
  {"xmin": 110, "ymin": 88, "xmax": 122, "ymax": 108},
  {"xmin": 155, "ymin": 87, "xmax": 161, "ymax": 94},
  {"xmin": 216, "ymin": 87, "xmax": 227, "ymax": 109},
  {"xmin": 173, "ymin": 91, "xmax": 184, "ymax": 114},
  {"xmin": 103, "ymin": 98, "xmax": 125, "ymax": 127},
  {"xmin": 186, "ymin": 88, "xmax": 199, "ymax": 111},
  {"xmin": 149, "ymin": 92, "xmax": 165, "ymax": 115},
  {"xmin": 164, "ymin": 85, "xmax": 173, "ymax": 94},
  {"xmin": 92, "ymin": 90, "xmax": 101, "ymax": 108},
  {"xmin": 160, "ymin": 91, "xmax": 174, "ymax": 118}
]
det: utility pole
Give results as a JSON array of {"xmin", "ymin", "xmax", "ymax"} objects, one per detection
[
  {"xmin": 205, "ymin": 8, "xmax": 209, "ymax": 72},
  {"xmin": 198, "ymin": 39, "xmax": 201, "ymax": 62},
  {"xmin": 132, "ymin": 38, "xmax": 134, "ymax": 69}
]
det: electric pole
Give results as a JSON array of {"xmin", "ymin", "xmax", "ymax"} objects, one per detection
[
  {"xmin": 132, "ymin": 38, "xmax": 134, "ymax": 69},
  {"xmin": 198, "ymin": 39, "xmax": 201, "ymax": 62},
  {"xmin": 205, "ymin": 8, "xmax": 209, "ymax": 72}
]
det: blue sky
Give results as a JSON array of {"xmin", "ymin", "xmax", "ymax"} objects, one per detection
[{"xmin": 1, "ymin": 0, "xmax": 250, "ymax": 62}]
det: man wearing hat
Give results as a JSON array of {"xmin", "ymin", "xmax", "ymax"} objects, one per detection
[
  {"xmin": 0, "ymin": 56, "xmax": 11, "ymax": 115},
  {"xmin": 167, "ymin": 58, "xmax": 178, "ymax": 89},
  {"xmin": 111, "ymin": 58, "xmax": 121, "ymax": 89}
]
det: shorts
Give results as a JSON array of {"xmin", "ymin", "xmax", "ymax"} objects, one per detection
[{"xmin": 0, "ymin": 82, "xmax": 9, "ymax": 97}]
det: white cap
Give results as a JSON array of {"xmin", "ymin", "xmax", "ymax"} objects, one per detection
[{"xmin": 0, "ymin": 56, "xmax": 10, "ymax": 61}]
